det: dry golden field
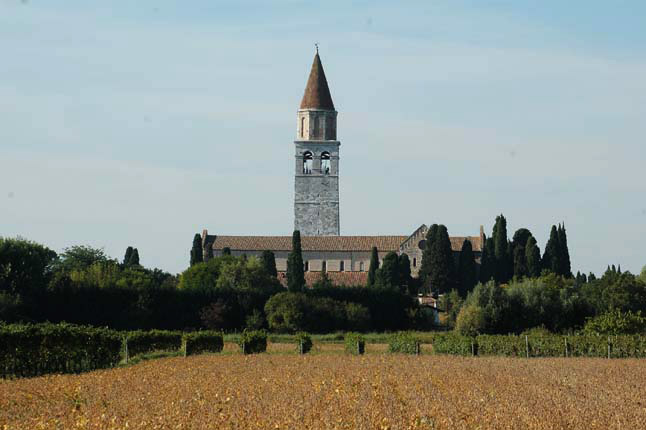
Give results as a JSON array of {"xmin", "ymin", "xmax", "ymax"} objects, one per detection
[{"xmin": 1, "ymin": 348, "xmax": 645, "ymax": 430}]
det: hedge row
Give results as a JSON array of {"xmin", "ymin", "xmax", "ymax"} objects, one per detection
[
  {"xmin": 388, "ymin": 332, "xmax": 420, "ymax": 354},
  {"xmin": 185, "ymin": 331, "xmax": 224, "ymax": 356},
  {"xmin": 430, "ymin": 333, "xmax": 646, "ymax": 358},
  {"xmin": 125, "ymin": 330, "xmax": 183, "ymax": 358},
  {"xmin": 0, "ymin": 322, "xmax": 122, "ymax": 378}
]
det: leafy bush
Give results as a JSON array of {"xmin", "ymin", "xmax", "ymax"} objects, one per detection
[
  {"xmin": 388, "ymin": 332, "xmax": 420, "ymax": 354},
  {"xmin": 455, "ymin": 304, "xmax": 485, "ymax": 336},
  {"xmin": 239, "ymin": 330, "xmax": 267, "ymax": 354},
  {"xmin": 295, "ymin": 332, "xmax": 313, "ymax": 354},
  {"xmin": 344, "ymin": 332, "xmax": 365, "ymax": 355},
  {"xmin": 184, "ymin": 331, "xmax": 224, "ymax": 356},
  {"xmin": 0, "ymin": 322, "xmax": 121, "ymax": 378},
  {"xmin": 125, "ymin": 330, "xmax": 183, "ymax": 358},
  {"xmin": 583, "ymin": 310, "xmax": 646, "ymax": 335},
  {"xmin": 431, "ymin": 333, "xmax": 474, "ymax": 356}
]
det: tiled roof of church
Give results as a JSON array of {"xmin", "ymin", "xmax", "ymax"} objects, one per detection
[
  {"xmin": 277, "ymin": 271, "xmax": 368, "ymax": 287},
  {"xmin": 300, "ymin": 52, "xmax": 335, "ymax": 110},
  {"xmin": 212, "ymin": 236, "xmax": 407, "ymax": 252},
  {"xmin": 211, "ymin": 235, "xmax": 483, "ymax": 252}
]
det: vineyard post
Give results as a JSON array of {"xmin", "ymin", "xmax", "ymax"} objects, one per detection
[
  {"xmin": 564, "ymin": 337, "xmax": 568, "ymax": 358},
  {"xmin": 607, "ymin": 336, "xmax": 611, "ymax": 359},
  {"xmin": 299, "ymin": 339, "xmax": 303, "ymax": 355},
  {"xmin": 357, "ymin": 341, "xmax": 360, "ymax": 355},
  {"xmin": 525, "ymin": 335, "xmax": 529, "ymax": 358},
  {"xmin": 471, "ymin": 341, "xmax": 475, "ymax": 357},
  {"xmin": 415, "ymin": 342, "xmax": 420, "ymax": 356},
  {"xmin": 124, "ymin": 337, "xmax": 129, "ymax": 364}
]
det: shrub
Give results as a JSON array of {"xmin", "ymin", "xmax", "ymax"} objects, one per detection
[
  {"xmin": 455, "ymin": 304, "xmax": 485, "ymax": 336},
  {"xmin": 125, "ymin": 330, "xmax": 183, "ymax": 358},
  {"xmin": 295, "ymin": 332, "xmax": 313, "ymax": 354},
  {"xmin": 388, "ymin": 332, "xmax": 420, "ymax": 354},
  {"xmin": 344, "ymin": 332, "xmax": 365, "ymax": 355},
  {"xmin": 583, "ymin": 310, "xmax": 646, "ymax": 335},
  {"xmin": 0, "ymin": 322, "xmax": 122, "ymax": 378},
  {"xmin": 184, "ymin": 331, "xmax": 224, "ymax": 356},
  {"xmin": 239, "ymin": 330, "xmax": 267, "ymax": 354},
  {"xmin": 431, "ymin": 332, "xmax": 474, "ymax": 356},
  {"xmin": 344, "ymin": 302, "xmax": 371, "ymax": 331}
]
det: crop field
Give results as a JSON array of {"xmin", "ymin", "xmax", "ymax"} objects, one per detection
[{"xmin": 1, "ymin": 351, "xmax": 645, "ymax": 429}]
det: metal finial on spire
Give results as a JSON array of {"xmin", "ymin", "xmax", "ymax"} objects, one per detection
[{"xmin": 315, "ymin": 42, "xmax": 319, "ymax": 54}]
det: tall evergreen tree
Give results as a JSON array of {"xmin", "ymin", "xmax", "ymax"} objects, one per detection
[
  {"xmin": 286, "ymin": 231, "xmax": 305, "ymax": 292},
  {"xmin": 557, "ymin": 223, "xmax": 572, "ymax": 278},
  {"xmin": 428, "ymin": 225, "xmax": 455, "ymax": 294},
  {"xmin": 525, "ymin": 235, "xmax": 541, "ymax": 278},
  {"xmin": 205, "ymin": 244, "xmax": 214, "ymax": 260},
  {"xmin": 542, "ymin": 225, "xmax": 560, "ymax": 274},
  {"xmin": 375, "ymin": 252, "xmax": 400, "ymax": 289},
  {"xmin": 511, "ymin": 228, "xmax": 532, "ymax": 278},
  {"xmin": 261, "ymin": 250, "xmax": 278, "ymax": 277},
  {"xmin": 492, "ymin": 214, "xmax": 511, "ymax": 283},
  {"xmin": 129, "ymin": 248, "xmax": 140, "ymax": 266},
  {"xmin": 419, "ymin": 224, "xmax": 439, "ymax": 287},
  {"xmin": 367, "ymin": 247, "xmax": 379, "ymax": 287},
  {"xmin": 398, "ymin": 253, "xmax": 412, "ymax": 294},
  {"xmin": 479, "ymin": 235, "xmax": 494, "ymax": 283},
  {"xmin": 458, "ymin": 239, "xmax": 477, "ymax": 296},
  {"xmin": 123, "ymin": 246, "xmax": 133, "ymax": 267},
  {"xmin": 190, "ymin": 234, "xmax": 203, "ymax": 266}
]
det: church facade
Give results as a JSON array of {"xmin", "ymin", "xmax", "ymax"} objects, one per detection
[{"xmin": 202, "ymin": 51, "xmax": 483, "ymax": 286}]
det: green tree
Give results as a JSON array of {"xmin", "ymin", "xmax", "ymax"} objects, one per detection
[
  {"xmin": 190, "ymin": 234, "xmax": 203, "ymax": 266},
  {"xmin": 375, "ymin": 251, "xmax": 400, "ymax": 289},
  {"xmin": 54, "ymin": 245, "xmax": 109, "ymax": 272},
  {"xmin": 428, "ymin": 225, "xmax": 455, "ymax": 294},
  {"xmin": 286, "ymin": 231, "xmax": 305, "ymax": 292},
  {"xmin": 398, "ymin": 253, "xmax": 412, "ymax": 294},
  {"xmin": 492, "ymin": 214, "xmax": 511, "ymax": 283},
  {"xmin": 458, "ymin": 239, "xmax": 477, "ymax": 296},
  {"xmin": 129, "ymin": 248, "xmax": 140, "ymax": 266},
  {"xmin": 479, "ymin": 235, "xmax": 494, "ymax": 284},
  {"xmin": 419, "ymin": 224, "xmax": 439, "ymax": 286},
  {"xmin": 511, "ymin": 228, "xmax": 532, "ymax": 278},
  {"xmin": 525, "ymin": 235, "xmax": 541, "ymax": 278},
  {"xmin": 123, "ymin": 246, "xmax": 134, "ymax": 267},
  {"xmin": 455, "ymin": 304, "xmax": 486, "ymax": 336},
  {"xmin": 367, "ymin": 247, "xmax": 379, "ymax": 287},
  {"xmin": 261, "ymin": 250, "xmax": 277, "ymax": 277},
  {"xmin": 557, "ymin": 224, "xmax": 572, "ymax": 278},
  {"xmin": 640, "ymin": 265, "xmax": 646, "ymax": 283},
  {"xmin": 542, "ymin": 225, "xmax": 560, "ymax": 274},
  {"xmin": 0, "ymin": 237, "xmax": 57, "ymax": 296}
]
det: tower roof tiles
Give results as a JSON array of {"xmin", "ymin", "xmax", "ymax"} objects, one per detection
[{"xmin": 300, "ymin": 52, "xmax": 335, "ymax": 110}]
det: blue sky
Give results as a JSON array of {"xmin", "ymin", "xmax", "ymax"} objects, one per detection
[{"xmin": 1, "ymin": 1, "xmax": 645, "ymax": 275}]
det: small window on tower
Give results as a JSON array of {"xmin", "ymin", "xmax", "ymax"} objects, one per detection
[
  {"xmin": 321, "ymin": 152, "xmax": 330, "ymax": 175},
  {"xmin": 359, "ymin": 262, "xmax": 364, "ymax": 272},
  {"xmin": 303, "ymin": 151, "xmax": 313, "ymax": 174},
  {"xmin": 313, "ymin": 116, "xmax": 319, "ymax": 138},
  {"xmin": 413, "ymin": 258, "xmax": 417, "ymax": 267},
  {"xmin": 300, "ymin": 117, "xmax": 304, "ymax": 138}
]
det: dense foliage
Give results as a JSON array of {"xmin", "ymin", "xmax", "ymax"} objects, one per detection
[
  {"xmin": 387, "ymin": 332, "xmax": 420, "ymax": 354},
  {"xmin": 239, "ymin": 329, "xmax": 267, "ymax": 354},
  {"xmin": 184, "ymin": 331, "xmax": 224, "ymax": 356},
  {"xmin": 295, "ymin": 331, "xmax": 313, "ymax": 354},
  {"xmin": 125, "ymin": 330, "xmax": 183, "ymax": 357},
  {"xmin": 344, "ymin": 332, "xmax": 365, "ymax": 355}
]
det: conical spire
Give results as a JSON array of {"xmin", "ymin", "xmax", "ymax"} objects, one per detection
[{"xmin": 300, "ymin": 52, "xmax": 335, "ymax": 110}]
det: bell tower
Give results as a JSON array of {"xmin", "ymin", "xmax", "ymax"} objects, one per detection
[{"xmin": 294, "ymin": 50, "xmax": 340, "ymax": 236}]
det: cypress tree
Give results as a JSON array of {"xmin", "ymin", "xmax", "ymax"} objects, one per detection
[
  {"xmin": 542, "ymin": 225, "xmax": 560, "ymax": 274},
  {"xmin": 479, "ymin": 235, "xmax": 494, "ymax": 284},
  {"xmin": 261, "ymin": 250, "xmax": 277, "ymax": 277},
  {"xmin": 286, "ymin": 230, "xmax": 305, "ymax": 292},
  {"xmin": 458, "ymin": 239, "xmax": 477, "ymax": 297},
  {"xmin": 557, "ymin": 223, "xmax": 572, "ymax": 277},
  {"xmin": 398, "ymin": 253, "xmax": 412, "ymax": 294},
  {"xmin": 123, "ymin": 246, "xmax": 133, "ymax": 267},
  {"xmin": 525, "ymin": 235, "xmax": 541, "ymax": 278},
  {"xmin": 511, "ymin": 228, "xmax": 532, "ymax": 278},
  {"xmin": 367, "ymin": 247, "xmax": 379, "ymax": 287},
  {"xmin": 205, "ymin": 244, "xmax": 214, "ymax": 260},
  {"xmin": 190, "ymin": 234, "xmax": 203, "ymax": 266},
  {"xmin": 492, "ymin": 214, "xmax": 511, "ymax": 283},
  {"xmin": 375, "ymin": 251, "xmax": 400, "ymax": 289},
  {"xmin": 129, "ymin": 248, "xmax": 140, "ymax": 266},
  {"xmin": 428, "ymin": 225, "xmax": 455, "ymax": 294},
  {"xmin": 419, "ymin": 224, "xmax": 439, "ymax": 287}
]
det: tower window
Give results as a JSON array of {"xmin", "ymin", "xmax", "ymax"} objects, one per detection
[
  {"xmin": 340, "ymin": 261, "xmax": 344, "ymax": 272},
  {"xmin": 304, "ymin": 261, "xmax": 309, "ymax": 272},
  {"xmin": 359, "ymin": 261, "xmax": 364, "ymax": 272},
  {"xmin": 322, "ymin": 261, "xmax": 326, "ymax": 272},
  {"xmin": 300, "ymin": 117, "xmax": 304, "ymax": 138},
  {"xmin": 303, "ymin": 151, "xmax": 313, "ymax": 174},
  {"xmin": 321, "ymin": 152, "xmax": 330, "ymax": 175},
  {"xmin": 313, "ymin": 116, "xmax": 320, "ymax": 138},
  {"xmin": 413, "ymin": 258, "xmax": 417, "ymax": 268}
]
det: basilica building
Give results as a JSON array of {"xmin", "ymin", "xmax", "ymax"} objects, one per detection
[{"xmin": 202, "ymin": 51, "xmax": 483, "ymax": 286}]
